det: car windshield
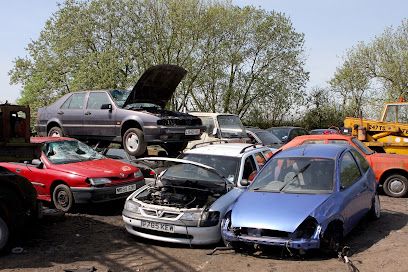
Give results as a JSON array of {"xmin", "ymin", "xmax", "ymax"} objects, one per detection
[
  {"xmin": 162, "ymin": 163, "xmax": 224, "ymax": 184},
  {"xmin": 269, "ymin": 127, "xmax": 291, "ymax": 140},
  {"xmin": 351, "ymin": 138, "xmax": 375, "ymax": 155},
  {"xmin": 180, "ymin": 154, "xmax": 240, "ymax": 183},
  {"xmin": 250, "ymin": 157, "xmax": 335, "ymax": 194},
  {"xmin": 253, "ymin": 130, "xmax": 282, "ymax": 144},
  {"xmin": 43, "ymin": 140, "xmax": 105, "ymax": 164},
  {"xmin": 109, "ymin": 89, "xmax": 130, "ymax": 108},
  {"xmin": 217, "ymin": 115, "xmax": 246, "ymax": 138}
]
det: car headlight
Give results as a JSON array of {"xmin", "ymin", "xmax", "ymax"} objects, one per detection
[
  {"xmin": 180, "ymin": 211, "xmax": 220, "ymax": 227},
  {"xmin": 124, "ymin": 200, "xmax": 141, "ymax": 213},
  {"xmin": 292, "ymin": 217, "xmax": 318, "ymax": 239},
  {"xmin": 88, "ymin": 178, "xmax": 111, "ymax": 186},
  {"xmin": 134, "ymin": 170, "xmax": 143, "ymax": 179}
]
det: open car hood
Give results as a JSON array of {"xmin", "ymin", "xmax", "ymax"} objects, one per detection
[{"xmin": 123, "ymin": 64, "xmax": 187, "ymax": 108}]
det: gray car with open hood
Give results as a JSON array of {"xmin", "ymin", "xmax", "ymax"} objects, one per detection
[{"xmin": 36, "ymin": 64, "xmax": 205, "ymax": 156}]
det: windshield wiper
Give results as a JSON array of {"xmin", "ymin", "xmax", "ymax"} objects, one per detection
[{"xmin": 279, "ymin": 163, "xmax": 311, "ymax": 192}]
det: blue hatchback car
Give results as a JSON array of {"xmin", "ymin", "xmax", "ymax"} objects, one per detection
[{"xmin": 221, "ymin": 144, "xmax": 380, "ymax": 253}]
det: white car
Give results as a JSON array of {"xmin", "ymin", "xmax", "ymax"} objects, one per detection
[{"xmin": 122, "ymin": 143, "xmax": 272, "ymax": 245}]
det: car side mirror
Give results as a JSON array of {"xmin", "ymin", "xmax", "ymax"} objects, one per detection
[
  {"xmin": 240, "ymin": 179, "xmax": 250, "ymax": 187},
  {"xmin": 282, "ymin": 135, "xmax": 288, "ymax": 142},
  {"xmin": 101, "ymin": 103, "xmax": 112, "ymax": 111},
  {"xmin": 31, "ymin": 159, "xmax": 43, "ymax": 169},
  {"xmin": 212, "ymin": 127, "xmax": 218, "ymax": 137}
]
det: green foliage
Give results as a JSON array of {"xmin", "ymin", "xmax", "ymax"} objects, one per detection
[
  {"xmin": 330, "ymin": 19, "xmax": 408, "ymax": 118},
  {"xmin": 9, "ymin": 0, "xmax": 308, "ymax": 124}
]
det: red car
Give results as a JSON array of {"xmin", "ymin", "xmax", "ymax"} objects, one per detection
[
  {"xmin": 280, "ymin": 134, "xmax": 408, "ymax": 197},
  {"xmin": 0, "ymin": 137, "xmax": 145, "ymax": 212}
]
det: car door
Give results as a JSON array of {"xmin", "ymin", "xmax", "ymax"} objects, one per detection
[
  {"xmin": 350, "ymin": 149, "xmax": 373, "ymax": 212},
  {"xmin": 83, "ymin": 91, "xmax": 117, "ymax": 137},
  {"xmin": 59, "ymin": 92, "xmax": 87, "ymax": 136},
  {"xmin": 338, "ymin": 151, "xmax": 365, "ymax": 233}
]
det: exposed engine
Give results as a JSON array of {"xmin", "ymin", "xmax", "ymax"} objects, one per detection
[
  {"xmin": 129, "ymin": 106, "xmax": 202, "ymax": 126},
  {"xmin": 137, "ymin": 184, "xmax": 221, "ymax": 209}
]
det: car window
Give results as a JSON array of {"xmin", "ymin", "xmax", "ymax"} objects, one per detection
[
  {"xmin": 87, "ymin": 92, "xmax": 111, "ymax": 109},
  {"xmin": 247, "ymin": 131, "xmax": 258, "ymax": 144},
  {"xmin": 262, "ymin": 149, "xmax": 273, "ymax": 160},
  {"xmin": 340, "ymin": 152, "xmax": 361, "ymax": 189},
  {"xmin": 254, "ymin": 152, "xmax": 267, "ymax": 168},
  {"xmin": 384, "ymin": 105, "xmax": 397, "ymax": 122},
  {"xmin": 243, "ymin": 156, "xmax": 257, "ymax": 180},
  {"xmin": 303, "ymin": 140, "xmax": 325, "ymax": 144},
  {"xmin": 298, "ymin": 129, "xmax": 308, "ymax": 136},
  {"xmin": 351, "ymin": 138, "xmax": 375, "ymax": 155},
  {"xmin": 61, "ymin": 93, "xmax": 86, "ymax": 110},
  {"xmin": 351, "ymin": 149, "xmax": 370, "ymax": 173},
  {"xmin": 328, "ymin": 140, "xmax": 348, "ymax": 144},
  {"xmin": 200, "ymin": 117, "xmax": 215, "ymax": 134}
]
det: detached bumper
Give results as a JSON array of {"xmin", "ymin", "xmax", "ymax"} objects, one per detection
[
  {"xmin": 71, "ymin": 181, "xmax": 145, "ymax": 204},
  {"xmin": 122, "ymin": 213, "xmax": 221, "ymax": 245}
]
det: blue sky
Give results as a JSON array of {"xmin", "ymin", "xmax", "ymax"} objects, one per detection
[{"xmin": 1, "ymin": 0, "xmax": 407, "ymax": 103}]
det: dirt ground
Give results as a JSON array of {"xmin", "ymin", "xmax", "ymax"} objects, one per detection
[{"xmin": 1, "ymin": 195, "xmax": 407, "ymax": 272}]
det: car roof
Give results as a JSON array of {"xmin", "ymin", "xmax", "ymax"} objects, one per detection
[
  {"xmin": 184, "ymin": 143, "xmax": 268, "ymax": 157},
  {"xmin": 290, "ymin": 134, "xmax": 353, "ymax": 141},
  {"xmin": 31, "ymin": 136, "xmax": 77, "ymax": 144},
  {"xmin": 275, "ymin": 144, "xmax": 348, "ymax": 159}
]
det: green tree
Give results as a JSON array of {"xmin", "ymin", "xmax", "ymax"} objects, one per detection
[{"xmin": 10, "ymin": 0, "xmax": 308, "ymax": 123}]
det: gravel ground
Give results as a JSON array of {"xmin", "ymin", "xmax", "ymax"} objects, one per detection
[{"xmin": 1, "ymin": 195, "xmax": 407, "ymax": 272}]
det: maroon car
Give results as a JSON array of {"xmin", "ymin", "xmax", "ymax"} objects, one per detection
[{"xmin": 0, "ymin": 137, "xmax": 145, "ymax": 212}]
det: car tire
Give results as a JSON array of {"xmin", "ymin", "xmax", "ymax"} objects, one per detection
[
  {"xmin": 48, "ymin": 126, "xmax": 64, "ymax": 137},
  {"xmin": 321, "ymin": 222, "xmax": 343, "ymax": 256},
  {"xmin": 52, "ymin": 184, "xmax": 73, "ymax": 212},
  {"xmin": 162, "ymin": 142, "xmax": 188, "ymax": 156},
  {"xmin": 368, "ymin": 193, "xmax": 381, "ymax": 220},
  {"xmin": 0, "ymin": 188, "xmax": 24, "ymax": 253},
  {"xmin": 123, "ymin": 128, "xmax": 147, "ymax": 157},
  {"xmin": 383, "ymin": 174, "xmax": 408, "ymax": 198},
  {"xmin": 0, "ymin": 216, "xmax": 10, "ymax": 253}
]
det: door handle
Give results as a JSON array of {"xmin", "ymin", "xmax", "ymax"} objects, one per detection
[
  {"xmin": 85, "ymin": 111, "xmax": 91, "ymax": 115},
  {"xmin": 57, "ymin": 111, "xmax": 64, "ymax": 115},
  {"xmin": 16, "ymin": 168, "xmax": 21, "ymax": 173}
]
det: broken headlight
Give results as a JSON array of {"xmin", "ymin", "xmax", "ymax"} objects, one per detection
[{"xmin": 292, "ymin": 217, "xmax": 318, "ymax": 239}]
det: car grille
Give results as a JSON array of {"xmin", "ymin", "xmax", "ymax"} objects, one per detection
[
  {"xmin": 240, "ymin": 228, "xmax": 289, "ymax": 238},
  {"xmin": 157, "ymin": 118, "xmax": 202, "ymax": 126},
  {"xmin": 132, "ymin": 227, "xmax": 193, "ymax": 239},
  {"xmin": 141, "ymin": 208, "xmax": 180, "ymax": 219}
]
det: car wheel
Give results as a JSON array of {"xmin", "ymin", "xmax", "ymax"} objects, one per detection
[
  {"xmin": 383, "ymin": 174, "xmax": 408, "ymax": 198},
  {"xmin": 162, "ymin": 142, "xmax": 188, "ymax": 156},
  {"xmin": 48, "ymin": 126, "xmax": 64, "ymax": 137},
  {"xmin": 321, "ymin": 223, "xmax": 343, "ymax": 256},
  {"xmin": 0, "ymin": 216, "xmax": 10, "ymax": 253},
  {"xmin": 123, "ymin": 128, "xmax": 147, "ymax": 157},
  {"xmin": 369, "ymin": 193, "xmax": 381, "ymax": 220},
  {"xmin": 52, "ymin": 184, "xmax": 73, "ymax": 212}
]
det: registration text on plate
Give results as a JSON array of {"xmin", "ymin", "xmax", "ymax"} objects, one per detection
[
  {"xmin": 116, "ymin": 184, "xmax": 137, "ymax": 194},
  {"xmin": 141, "ymin": 220, "xmax": 175, "ymax": 233},
  {"xmin": 185, "ymin": 128, "xmax": 200, "ymax": 135}
]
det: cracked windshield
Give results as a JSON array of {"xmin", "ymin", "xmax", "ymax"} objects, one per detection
[{"xmin": 43, "ymin": 140, "xmax": 104, "ymax": 164}]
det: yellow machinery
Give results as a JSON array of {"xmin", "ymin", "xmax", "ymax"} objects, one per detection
[{"xmin": 344, "ymin": 102, "xmax": 408, "ymax": 155}]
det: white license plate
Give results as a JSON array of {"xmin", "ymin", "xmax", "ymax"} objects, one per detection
[
  {"xmin": 185, "ymin": 128, "xmax": 200, "ymax": 135},
  {"xmin": 116, "ymin": 184, "xmax": 137, "ymax": 194},
  {"xmin": 140, "ymin": 220, "xmax": 175, "ymax": 233}
]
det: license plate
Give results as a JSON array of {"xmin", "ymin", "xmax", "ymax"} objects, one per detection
[
  {"xmin": 185, "ymin": 128, "xmax": 200, "ymax": 135},
  {"xmin": 116, "ymin": 184, "xmax": 137, "ymax": 194},
  {"xmin": 140, "ymin": 220, "xmax": 175, "ymax": 233}
]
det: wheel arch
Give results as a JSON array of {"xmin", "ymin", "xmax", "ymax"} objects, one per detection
[
  {"xmin": 50, "ymin": 180, "xmax": 69, "ymax": 198},
  {"xmin": 121, "ymin": 119, "xmax": 143, "ymax": 136},
  {"xmin": 46, "ymin": 119, "xmax": 64, "ymax": 135},
  {"xmin": 379, "ymin": 168, "xmax": 408, "ymax": 185}
]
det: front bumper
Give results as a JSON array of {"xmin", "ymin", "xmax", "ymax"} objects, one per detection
[
  {"xmin": 221, "ymin": 222, "xmax": 321, "ymax": 250},
  {"xmin": 143, "ymin": 126, "xmax": 205, "ymax": 143},
  {"xmin": 122, "ymin": 211, "xmax": 221, "ymax": 245},
  {"xmin": 71, "ymin": 181, "xmax": 145, "ymax": 204}
]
